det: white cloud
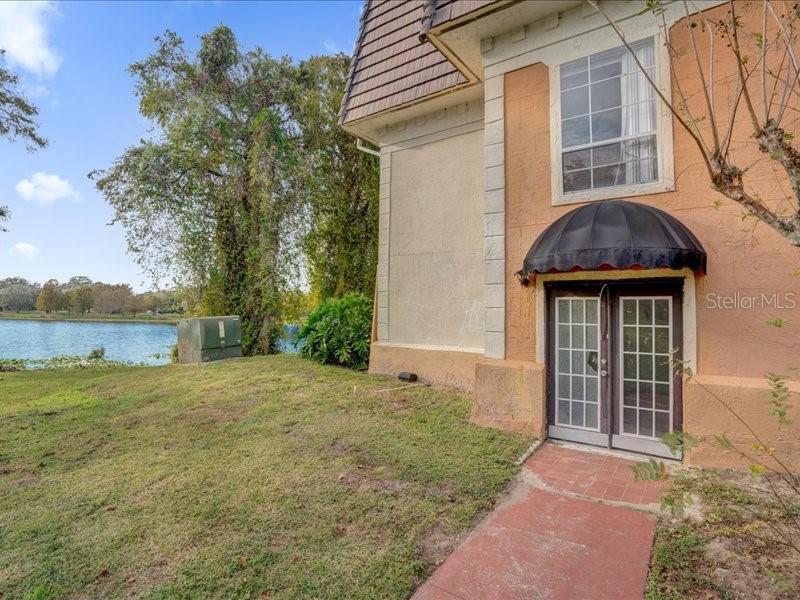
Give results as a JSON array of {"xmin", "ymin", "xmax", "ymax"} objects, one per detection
[
  {"xmin": 0, "ymin": 1, "xmax": 61, "ymax": 77},
  {"xmin": 15, "ymin": 172, "xmax": 80, "ymax": 204},
  {"xmin": 10, "ymin": 242, "xmax": 40, "ymax": 258}
]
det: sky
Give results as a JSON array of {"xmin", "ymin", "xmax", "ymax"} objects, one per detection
[{"xmin": 0, "ymin": 0, "xmax": 361, "ymax": 291}]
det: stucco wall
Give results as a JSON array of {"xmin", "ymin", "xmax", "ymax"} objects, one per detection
[
  {"xmin": 387, "ymin": 129, "xmax": 485, "ymax": 350},
  {"xmin": 502, "ymin": 3, "xmax": 799, "ymax": 379}
]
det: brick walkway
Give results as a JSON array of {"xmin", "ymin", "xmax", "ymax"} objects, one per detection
[{"xmin": 413, "ymin": 443, "xmax": 667, "ymax": 600}]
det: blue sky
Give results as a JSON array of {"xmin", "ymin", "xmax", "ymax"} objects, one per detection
[{"xmin": 0, "ymin": 0, "xmax": 361, "ymax": 291}]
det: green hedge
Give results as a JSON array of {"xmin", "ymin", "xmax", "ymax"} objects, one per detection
[{"xmin": 298, "ymin": 293, "xmax": 372, "ymax": 370}]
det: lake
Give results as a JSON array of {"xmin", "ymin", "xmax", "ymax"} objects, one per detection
[{"xmin": 0, "ymin": 320, "xmax": 177, "ymax": 365}]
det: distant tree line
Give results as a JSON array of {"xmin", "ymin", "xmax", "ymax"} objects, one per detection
[{"xmin": 0, "ymin": 276, "xmax": 182, "ymax": 317}]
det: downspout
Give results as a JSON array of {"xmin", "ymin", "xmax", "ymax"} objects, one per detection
[{"xmin": 356, "ymin": 138, "xmax": 380, "ymax": 158}]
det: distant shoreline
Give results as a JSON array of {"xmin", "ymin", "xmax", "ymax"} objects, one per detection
[{"xmin": 0, "ymin": 312, "xmax": 179, "ymax": 326}]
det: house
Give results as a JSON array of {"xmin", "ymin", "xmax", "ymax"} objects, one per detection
[{"xmin": 339, "ymin": 0, "xmax": 799, "ymax": 468}]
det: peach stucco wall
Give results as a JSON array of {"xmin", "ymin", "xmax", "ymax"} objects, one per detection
[{"xmin": 503, "ymin": 3, "xmax": 799, "ymax": 378}]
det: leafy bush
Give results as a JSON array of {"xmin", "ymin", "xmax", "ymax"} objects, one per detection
[
  {"xmin": 298, "ymin": 293, "xmax": 372, "ymax": 370},
  {"xmin": 88, "ymin": 346, "xmax": 106, "ymax": 360}
]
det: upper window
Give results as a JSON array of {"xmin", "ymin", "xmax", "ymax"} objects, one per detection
[{"xmin": 559, "ymin": 37, "xmax": 658, "ymax": 195}]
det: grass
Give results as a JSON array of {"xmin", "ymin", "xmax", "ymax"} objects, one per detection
[
  {"xmin": 646, "ymin": 470, "xmax": 800, "ymax": 599},
  {"xmin": 0, "ymin": 310, "xmax": 179, "ymax": 324},
  {"xmin": 0, "ymin": 355, "xmax": 531, "ymax": 599}
]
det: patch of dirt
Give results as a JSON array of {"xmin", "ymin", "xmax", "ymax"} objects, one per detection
[
  {"xmin": 182, "ymin": 402, "xmax": 248, "ymax": 423},
  {"xmin": 416, "ymin": 527, "xmax": 461, "ymax": 568},
  {"xmin": 14, "ymin": 472, "xmax": 39, "ymax": 486},
  {"xmin": 426, "ymin": 480, "xmax": 458, "ymax": 503},
  {"xmin": 650, "ymin": 469, "xmax": 800, "ymax": 599},
  {"xmin": 329, "ymin": 439, "xmax": 352, "ymax": 457},
  {"xmin": 337, "ymin": 470, "xmax": 410, "ymax": 493}
]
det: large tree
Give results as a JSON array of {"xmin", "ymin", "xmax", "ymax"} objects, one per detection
[
  {"xmin": 1, "ymin": 48, "xmax": 47, "ymax": 231},
  {"xmin": 92, "ymin": 27, "xmax": 301, "ymax": 353},
  {"xmin": 0, "ymin": 277, "xmax": 40, "ymax": 311},
  {"xmin": 293, "ymin": 55, "xmax": 379, "ymax": 300}
]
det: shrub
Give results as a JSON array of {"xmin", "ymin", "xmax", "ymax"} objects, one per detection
[
  {"xmin": 88, "ymin": 346, "xmax": 106, "ymax": 360},
  {"xmin": 298, "ymin": 293, "xmax": 372, "ymax": 370}
]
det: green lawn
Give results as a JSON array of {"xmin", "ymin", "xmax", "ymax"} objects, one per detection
[{"xmin": 0, "ymin": 356, "xmax": 531, "ymax": 599}]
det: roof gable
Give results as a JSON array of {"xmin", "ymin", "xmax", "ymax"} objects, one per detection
[{"xmin": 339, "ymin": 0, "xmax": 470, "ymax": 125}]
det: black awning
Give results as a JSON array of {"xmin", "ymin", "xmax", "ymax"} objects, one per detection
[{"xmin": 519, "ymin": 200, "xmax": 707, "ymax": 277}]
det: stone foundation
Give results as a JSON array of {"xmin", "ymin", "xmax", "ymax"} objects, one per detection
[
  {"xmin": 368, "ymin": 343, "xmax": 480, "ymax": 390},
  {"xmin": 472, "ymin": 358, "xmax": 546, "ymax": 437}
]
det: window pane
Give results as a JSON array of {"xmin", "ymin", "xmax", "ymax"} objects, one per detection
[
  {"xmin": 654, "ymin": 327, "xmax": 669, "ymax": 354},
  {"xmin": 592, "ymin": 142, "xmax": 622, "ymax": 166},
  {"xmin": 563, "ymin": 168, "xmax": 591, "ymax": 192},
  {"xmin": 571, "ymin": 401, "xmax": 585, "ymax": 426},
  {"xmin": 638, "ymin": 299, "xmax": 653, "ymax": 324},
  {"xmin": 591, "ymin": 78, "xmax": 621, "ymax": 112},
  {"xmin": 585, "ymin": 325, "xmax": 598, "ymax": 350},
  {"xmin": 586, "ymin": 351, "xmax": 598, "ymax": 376},
  {"xmin": 654, "ymin": 300, "xmax": 670, "ymax": 325},
  {"xmin": 558, "ymin": 374, "xmax": 570, "ymax": 399},
  {"xmin": 639, "ymin": 354, "xmax": 653, "ymax": 380},
  {"xmin": 557, "ymin": 298, "xmax": 570, "ymax": 322},
  {"xmin": 624, "ymin": 353, "xmax": 637, "ymax": 378},
  {"xmin": 655, "ymin": 411, "xmax": 670, "ymax": 437},
  {"xmin": 592, "ymin": 164, "xmax": 625, "ymax": 188},
  {"xmin": 655, "ymin": 356, "xmax": 670, "ymax": 383},
  {"xmin": 571, "ymin": 299, "xmax": 584, "ymax": 323},
  {"xmin": 562, "ymin": 116, "xmax": 590, "ymax": 147},
  {"xmin": 639, "ymin": 381, "xmax": 653, "ymax": 408},
  {"xmin": 623, "ymin": 300, "xmax": 637, "ymax": 324},
  {"xmin": 623, "ymin": 326, "xmax": 637, "ymax": 352},
  {"xmin": 639, "ymin": 327, "xmax": 653, "ymax": 353},
  {"xmin": 563, "ymin": 148, "xmax": 591, "ymax": 172},
  {"xmin": 591, "ymin": 108, "xmax": 621, "ymax": 142},
  {"xmin": 558, "ymin": 350, "xmax": 570, "ymax": 371},
  {"xmin": 622, "ymin": 99, "xmax": 657, "ymax": 137},
  {"xmin": 558, "ymin": 325, "xmax": 570, "ymax": 348},
  {"xmin": 590, "ymin": 45, "xmax": 625, "ymax": 81},
  {"xmin": 585, "ymin": 376, "xmax": 598, "ymax": 403},
  {"xmin": 623, "ymin": 408, "xmax": 637, "ymax": 434},
  {"xmin": 561, "ymin": 57, "xmax": 588, "ymax": 89},
  {"xmin": 639, "ymin": 409, "xmax": 654, "ymax": 437},
  {"xmin": 655, "ymin": 383, "xmax": 670, "ymax": 410},
  {"xmin": 558, "ymin": 399, "xmax": 570, "ymax": 423},
  {"xmin": 585, "ymin": 403, "xmax": 598, "ymax": 429},
  {"xmin": 572, "ymin": 351, "xmax": 584, "ymax": 374},
  {"xmin": 585, "ymin": 299, "xmax": 598, "ymax": 323},
  {"xmin": 571, "ymin": 376, "xmax": 584, "ymax": 400},
  {"xmin": 624, "ymin": 380, "xmax": 637, "ymax": 406},
  {"xmin": 562, "ymin": 86, "xmax": 589, "ymax": 118},
  {"xmin": 571, "ymin": 324, "xmax": 584, "ymax": 348}
]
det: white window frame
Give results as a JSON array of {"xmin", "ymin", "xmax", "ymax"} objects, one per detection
[{"xmin": 549, "ymin": 32, "xmax": 675, "ymax": 206}]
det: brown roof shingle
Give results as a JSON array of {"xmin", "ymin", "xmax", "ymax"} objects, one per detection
[{"xmin": 339, "ymin": 0, "xmax": 469, "ymax": 125}]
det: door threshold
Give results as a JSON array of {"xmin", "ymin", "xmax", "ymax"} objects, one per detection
[{"xmin": 547, "ymin": 439, "xmax": 684, "ymax": 466}]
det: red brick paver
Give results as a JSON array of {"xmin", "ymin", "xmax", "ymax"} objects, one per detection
[
  {"xmin": 524, "ymin": 443, "xmax": 667, "ymax": 505},
  {"xmin": 413, "ymin": 443, "xmax": 667, "ymax": 600}
]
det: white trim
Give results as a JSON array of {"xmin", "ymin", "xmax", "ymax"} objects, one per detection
[
  {"xmin": 371, "ymin": 341, "xmax": 484, "ymax": 354},
  {"xmin": 483, "ymin": 73, "xmax": 506, "ymax": 359},
  {"xmin": 549, "ymin": 32, "xmax": 675, "ymax": 206},
  {"xmin": 376, "ymin": 151, "xmax": 391, "ymax": 342}
]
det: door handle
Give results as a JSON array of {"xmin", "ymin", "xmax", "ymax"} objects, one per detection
[{"xmin": 600, "ymin": 369, "xmax": 609, "ymax": 377}]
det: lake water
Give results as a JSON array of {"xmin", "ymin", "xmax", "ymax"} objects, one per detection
[{"xmin": 0, "ymin": 320, "xmax": 177, "ymax": 365}]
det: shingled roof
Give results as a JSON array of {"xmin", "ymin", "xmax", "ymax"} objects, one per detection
[{"xmin": 339, "ymin": 0, "xmax": 499, "ymax": 125}]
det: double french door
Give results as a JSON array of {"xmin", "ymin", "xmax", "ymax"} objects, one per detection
[{"xmin": 546, "ymin": 280, "xmax": 683, "ymax": 458}]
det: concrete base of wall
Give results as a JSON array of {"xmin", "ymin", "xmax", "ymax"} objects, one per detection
[
  {"xmin": 368, "ymin": 343, "xmax": 481, "ymax": 390},
  {"xmin": 683, "ymin": 374, "xmax": 800, "ymax": 470},
  {"xmin": 472, "ymin": 358, "xmax": 546, "ymax": 437}
]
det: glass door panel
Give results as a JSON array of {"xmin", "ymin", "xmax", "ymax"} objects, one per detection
[{"xmin": 555, "ymin": 297, "xmax": 601, "ymax": 430}]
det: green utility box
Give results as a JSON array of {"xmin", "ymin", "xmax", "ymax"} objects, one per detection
[{"xmin": 177, "ymin": 316, "xmax": 242, "ymax": 363}]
